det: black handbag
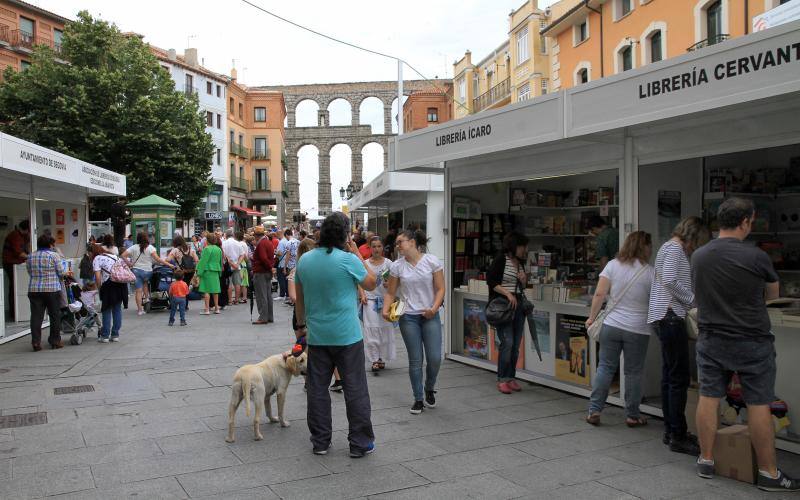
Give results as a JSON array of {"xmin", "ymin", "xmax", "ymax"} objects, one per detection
[{"xmin": 485, "ymin": 279, "xmax": 530, "ymax": 327}]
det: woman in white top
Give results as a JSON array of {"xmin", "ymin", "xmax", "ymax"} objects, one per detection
[
  {"xmin": 383, "ymin": 230, "xmax": 445, "ymax": 415},
  {"xmin": 360, "ymin": 236, "xmax": 397, "ymax": 373},
  {"xmin": 585, "ymin": 231, "xmax": 654, "ymax": 427},
  {"xmin": 121, "ymin": 232, "xmax": 174, "ymax": 315}
]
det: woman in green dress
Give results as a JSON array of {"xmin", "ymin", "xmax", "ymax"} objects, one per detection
[{"xmin": 196, "ymin": 233, "xmax": 223, "ymax": 314}]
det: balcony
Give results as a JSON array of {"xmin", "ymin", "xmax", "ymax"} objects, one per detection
[
  {"xmin": 229, "ymin": 176, "xmax": 249, "ymax": 191},
  {"xmin": 184, "ymin": 85, "xmax": 198, "ymax": 96},
  {"xmin": 230, "ymin": 141, "xmax": 250, "ymax": 158},
  {"xmin": 10, "ymin": 30, "xmax": 34, "ymax": 50},
  {"xmin": 687, "ymin": 34, "xmax": 730, "ymax": 52},
  {"xmin": 252, "ymin": 148, "xmax": 270, "ymax": 161},
  {"xmin": 473, "ymin": 77, "xmax": 511, "ymax": 113}
]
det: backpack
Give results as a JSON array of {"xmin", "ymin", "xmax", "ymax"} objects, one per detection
[
  {"xmin": 106, "ymin": 255, "xmax": 136, "ymax": 284},
  {"xmin": 178, "ymin": 249, "xmax": 196, "ymax": 270}
]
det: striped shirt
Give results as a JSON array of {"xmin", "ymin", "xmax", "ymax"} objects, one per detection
[
  {"xmin": 648, "ymin": 240, "xmax": 694, "ymax": 323},
  {"xmin": 501, "ymin": 258, "xmax": 519, "ymax": 294},
  {"xmin": 26, "ymin": 249, "xmax": 64, "ymax": 293}
]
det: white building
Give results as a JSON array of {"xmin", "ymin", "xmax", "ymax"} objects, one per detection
[{"xmin": 153, "ymin": 45, "xmax": 229, "ymax": 234}]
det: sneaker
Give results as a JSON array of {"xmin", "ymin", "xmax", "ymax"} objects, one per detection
[
  {"xmin": 507, "ymin": 380, "xmax": 522, "ymax": 392},
  {"xmin": 137, "ymin": 310, "xmax": 145, "ymax": 316},
  {"xmin": 312, "ymin": 442, "xmax": 332, "ymax": 455},
  {"xmin": 329, "ymin": 380, "xmax": 343, "ymax": 393},
  {"xmin": 349, "ymin": 442, "xmax": 375, "ymax": 458},
  {"xmin": 424, "ymin": 390, "xmax": 437, "ymax": 408},
  {"xmin": 758, "ymin": 469, "xmax": 800, "ymax": 492},
  {"xmin": 662, "ymin": 431, "xmax": 671, "ymax": 445},
  {"xmin": 110, "ymin": 337, "xmax": 119, "ymax": 343},
  {"xmin": 696, "ymin": 458, "xmax": 715, "ymax": 479},
  {"xmin": 409, "ymin": 401, "xmax": 424, "ymax": 415},
  {"xmin": 497, "ymin": 382, "xmax": 513, "ymax": 394},
  {"xmin": 180, "ymin": 321, "xmax": 187, "ymax": 326},
  {"xmin": 98, "ymin": 337, "xmax": 110, "ymax": 343},
  {"xmin": 168, "ymin": 321, "xmax": 174, "ymax": 327},
  {"xmin": 670, "ymin": 435, "xmax": 701, "ymax": 456}
]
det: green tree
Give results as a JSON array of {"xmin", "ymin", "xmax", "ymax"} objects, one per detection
[{"xmin": 0, "ymin": 11, "xmax": 214, "ymax": 218}]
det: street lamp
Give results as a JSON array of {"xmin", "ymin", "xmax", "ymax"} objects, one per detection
[
  {"xmin": 339, "ymin": 186, "xmax": 346, "ymax": 199},
  {"xmin": 346, "ymin": 184, "xmax": 353, "ymax": 199}
]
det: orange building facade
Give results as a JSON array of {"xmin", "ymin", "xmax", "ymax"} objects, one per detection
[
  {"xmin": 543, "ymin": 0, "xmax": 792, "ymax": 92},
  {"xmin": 402, "ymin": 84, "xmax": 453, "ymax": 133},
  {"xmin": 0, "ymin": 0, "xmax": 66, "ymax": 76},
  {"xmin": 227, "ymin": 69, "xmax": 287, "ymax": 221}
]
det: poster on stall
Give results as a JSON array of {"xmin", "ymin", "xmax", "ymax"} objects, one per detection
[
  {"xmin": 55, "ymin": 227, "xmax": 65, "ymax": 245},
  {"xmin": 554, "ymin": 314, "xmax": 590, "ymax": 386},
  {"xmin": 41, "ymin": 209, "xmax": 51, "ymax": 226},
  {"xmin": 71, "ymin": 208, "xmax": 78, "ymax": 222},
  {"xmin": 55, "ymin": 208, "xmax": 65, "ymax": 225},
  {"xmin": 463, "ymin": 298, "xmax": 489, "ymax": 359},
  {"xmin": 658, "ymin": 190, "xmax": 681, "ymax": 243}
]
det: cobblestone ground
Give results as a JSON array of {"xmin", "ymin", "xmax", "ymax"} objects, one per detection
[{"xmin": 0, "ymin": 297, "xmax": 798, "ymax": 499}]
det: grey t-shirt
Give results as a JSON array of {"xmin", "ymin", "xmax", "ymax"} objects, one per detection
[{"xmin": 691, "ymin": 237, "xmax": 778, "ymax": 340}]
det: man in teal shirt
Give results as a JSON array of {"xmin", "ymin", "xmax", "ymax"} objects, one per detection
[
  {"xmin": 588, "ymin": 215, "xmax": 619, "ymax": 272},
  {"xmin": 295, "ymin": 212, "xmax": 376, "ymax": 458}
]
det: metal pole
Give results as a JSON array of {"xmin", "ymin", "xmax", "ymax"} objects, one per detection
[{"xmin": 397, "ymin": 59, "xmax": 404, "ymax": 135}]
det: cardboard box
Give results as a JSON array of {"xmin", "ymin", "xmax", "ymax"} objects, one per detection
[{"xmin": 713, "ymin": 425, "xmax": 757, "ymax": 484}]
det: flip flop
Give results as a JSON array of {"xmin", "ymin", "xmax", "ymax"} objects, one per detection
[
  {"xmin": 586, "ymin": 413, "xmax": 601, "ymax": 426},
  {"xmin": 200, "ymin": 310, "xmax": 210, "ymax": 315},
  {"xmin": 626, "ymin": 416, "xmax": 648, "ymax": 427}
]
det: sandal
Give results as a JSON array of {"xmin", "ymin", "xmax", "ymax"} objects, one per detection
[
  {"xmin": 371, "ymin": 362, "xmax": 381, "ymax": 373},
  {"xmin": 626, "ymin": 416, "xmax": 648, "ymax": 427},
  {"xmin": 200, "ymin": 310, "xmax": 210, "ymax": 315},
  {"xmin": 377, "ymin": 360, "xmax": 386, "ymax": 370},
  {"xmin": 586, "ymin": 413, "xmax": 601, "ymax": 426}
]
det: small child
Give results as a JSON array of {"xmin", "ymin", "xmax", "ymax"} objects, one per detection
[
  {"xmin": 168, "ymin": 269, "xmax": 189, "ymax": 326},
  {"xmin": 81, "ymin": 281, "xmax": 99, "ymax": 314}
]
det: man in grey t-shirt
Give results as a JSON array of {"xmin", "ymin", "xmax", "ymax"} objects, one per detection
[{"xmin": 691, "ymin": 197, "xmax": 796, "ymax": 491}]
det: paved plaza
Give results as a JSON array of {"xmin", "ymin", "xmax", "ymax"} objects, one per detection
[{"xmin": 0, "ymin": 300, "xmax": 798, "ymax": 499}]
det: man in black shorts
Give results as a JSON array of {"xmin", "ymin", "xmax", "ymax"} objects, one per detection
[{"xmin": 691, "ymin": 197, "xmax": 797, "ymax": 492}]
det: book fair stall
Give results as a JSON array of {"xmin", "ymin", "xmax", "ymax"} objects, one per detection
[
  {"xmin": 0, "ymin": 132, "xmax": 126, "ymax": 344},
  {"xmin": 392, "ymin": 21, "xmax": 800, "ymax": 452}
]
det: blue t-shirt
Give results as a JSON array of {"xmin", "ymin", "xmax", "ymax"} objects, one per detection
[{"xmin": 295, "ymin": 247, "xmax": 367, "ymax": 346}]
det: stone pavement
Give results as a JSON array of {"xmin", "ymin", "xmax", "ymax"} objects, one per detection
[{"xmin": 0, "ymin": 298, "xmax": 798, "ymax": 499}]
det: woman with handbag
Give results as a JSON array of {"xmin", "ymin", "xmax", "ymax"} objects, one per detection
[
  {"xmin": 93, "ymin": 243, "xmax": 129, "ymax": 342},
  {"xmin": 196, "ymin": 233, "xmax": 223, "ymax": 314},
  {"xmin": 360, "ymin": 236, "xmax": 397, "ymax": 373},
  {"xmin": 486, "ymin": 232, "xmax": 530, "ymax": 394},
  {"xmin": 585, "ymin": 231, "xmax": 654, "ymax": 426},
  {"xmin": 383, "ymin": 230, "xmax": 445, "ymax": 415},
  {"xmin": 648, "ymin": 216, "xmax": 709, "ymax": 455}
]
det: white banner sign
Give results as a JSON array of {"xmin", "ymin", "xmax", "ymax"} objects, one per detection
[{"xmin": 754, "ymin": 0, "xmax": 800, "ymax": 31}]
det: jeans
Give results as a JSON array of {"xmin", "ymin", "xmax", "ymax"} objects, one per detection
[
  {"xmin": 276, "ymin": 267, "xmax": 288, "ymax": 298},
  {"xmin": 589, "ymin": 324, "xmax": 650, "ymax": 418},
  {"xmin": 398, "ymin": 312, "xmax": 442, "ymax": 401},
  {"xmin": 100, "ymin": 302, "xmax": 122, "ymax": 339},
  {"xmin": 252, "ymin": 273, "xmax": 273, "ymax": 322},
  {"xmin": 655, "ymin": 310, "xmax": 691, "ymax": 438},
  {"xmin": 496, "ymin": 304, "xmax": 525, "ymax": 381},
  {"xmin": 306, "ymin": 341, "xmax": 374, "ymax": 453},
  {"xmin": 169, "ymin": 297, "xmax": 186, "ymax": 323},
  {"xmin": 28, "ymin": 291, "xmax": 61, "ymax": 346},
  {"xmin": 132, "ymin": 268, "xmax": 152, "ymax": 290}
]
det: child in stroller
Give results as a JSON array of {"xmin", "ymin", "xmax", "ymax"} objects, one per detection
[
  {"xmin": 60, "ymin": 278, "xmax": 101, "ymax": 345},
  {"xmin": 146, "ymin": 265, "xmax": 174, "ymax": 312}
]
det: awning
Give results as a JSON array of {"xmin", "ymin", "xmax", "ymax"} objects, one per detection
[{"xmin": 230, "ymin": 206, "xmax": 264, "ymax": 216}]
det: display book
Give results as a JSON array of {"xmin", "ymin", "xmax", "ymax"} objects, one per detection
[
  {"xmin": 511, "ymin": 184, "xmax": 617, "ymax": 306},
  {"xmin": 452, "ymin": 197, "xmax": 515, "ymax": 287},
  {"xmin": 703, "ymin": 164, "xmax": 800, "ymax": 308}
]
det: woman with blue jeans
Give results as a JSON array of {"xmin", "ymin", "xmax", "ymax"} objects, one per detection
[
  {"xmin": 121, "ymin": 232, "xmax": 173, "ymax": 315},
  {"xmin": 585, "ymin": 231, "xmax": 654, "ymax": 426},
  {"xmin": 92, "ymin": 244, "xmax": 127, "ymax": 342},
  {"xmin": 486, "ymin": 232, "xmax": 529, "ymax": 394},
  {"xmin": 383, "ymin": 230, "xmax": 445, "ymax": 415}
]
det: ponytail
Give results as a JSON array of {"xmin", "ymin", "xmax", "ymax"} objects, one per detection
[{"xmin": 399, "ymin": 229, "xmax": 429, "ymax": 252}]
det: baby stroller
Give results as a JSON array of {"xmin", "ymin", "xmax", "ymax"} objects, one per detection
[
  {"xmin": 60, "ymin": 278, "xmax": 82, "ymax": 335},
  {"xmin": 60, "ymin": 279, "xmax": 101, "ymax": 345},
  {"xmin": 146, "ymin": 265, "xmax": 174, "ymax": 312}
]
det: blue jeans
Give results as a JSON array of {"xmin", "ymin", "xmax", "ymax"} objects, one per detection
[
  {"xmin": 169, "ymin": 297, "xmax": 186, "ymax": 323},
  {"xmin": 496, "ymin": 305, "xmax": 525, "ymax": 381},
  {"xmin": 589, "ymin": 324, "xmax": 650, "ymax": 418},
  {"xmin": 100, "ymin": 303, "xmax": 122, "ymax": 339},
  {"xmin": 655, "ymin": 310, "xmax": 691, "ymax": 438},
  {"xmin": 132, "ymin": 268, "xmax": 152, "ymax": 290},
  {"xmin": 398, "ymin": 312, "xmax": 442, "ymax": 401}
]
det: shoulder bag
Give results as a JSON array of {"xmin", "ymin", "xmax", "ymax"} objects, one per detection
[
  {"xmin": 106, "ymin": 255, "xmax": 136, "ymax": 284},
  {"xmin": 587, "ymin": 264, "xmax": 649, "ymax": 341},
  {"xmin": 654, "ymin": 269, "xmax": 699, "ymax": 340}
]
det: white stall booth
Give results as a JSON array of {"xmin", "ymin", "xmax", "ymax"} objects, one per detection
[
  {"xmin": 0, "ymin": 133, "xmax": 126, "ymax": 344},
  {"xmin": 394, "ymin": 21, "xmax": 800, "ymax": 452},
  {"xmin": 347, "ymin": 170, "xmax": 445, "ymax": 261}
]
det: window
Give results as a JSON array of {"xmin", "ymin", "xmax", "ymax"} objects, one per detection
[
  {"xmin": 238, "ymin": 133, "xmax": 244, "ymax": 146},
  {"xmin": 472, "ymin": 75, "xmax": 479, "ymax": 99},
  {"xmin": 238, "ymin": 103, "xmax": 243, "ymax": 119},
  {"xmin": 621, "ymin": 0, "xmax": 632, "ymax": 16},
  {"xmin": 707, "ymin": 0, "xmax": 722, "ymax": 44},
  {"xmin": 458, "ymin": 78, "xmax": 466, "ymax": 102},
  {"xmin": 20, "ymin": 60, "xmax": 31, "ymax": 70},
  {"xmin": 427, "ymin": 107, "xmax": 438, "ymax": 122},
  {"xmin": 216, "ymin": 113, "xmax": 221, "ymax": 129},
  {"xmin": 206, "ymin": 111, "xmax": 213, "ymax": 127},
  {"xmin": 239, "ymin": 166, "xmax": 244, "ymax": 180},
  {"xmin": 255, "ymin": 169, "xmax": 268, "ymax": 190},
  {"xmin": 206, "ymin": 81, "xmax": 212, "ymax": 94},
  {"xmin": 254, "ymin": 137, "xmax": 267, "ymax": 157},
  {"xmin": 229, "ymin": 129, "xmax": 234, "ymax": 145},
  {"xmin": 230, "ymin": 163, "xmax": 235, "ymax": 179},
  {"xmin": 185, "ymin": 74, "xmax": 193, "ymax": 90},
  {"xmin": 229, "ymin": 97, "xmax": 234, "ymax": 114},
  {"xmin": 216, "ymin": 84, "xmax": 221, "ymax": 97},
  {"xmin": 650, "ymin": 30, "xmax": 663, "ymax": 62},
  {"xmin": 540, "ymin": 19, "xmax": 548, "ymax": 55},
  {"xmin": 216, "ymin": 149, "xmax": 221, "ymax": 166},
  {"xmin": 541, "ymin": 78, "xmax": 548, "ymax": 95},
  {"xmin": 19, "ymin": 17, "xmax": 34, "ymax": 36},
  {"xmin": 53, "ymin": 29, "xmax": 63, "ymax": 47},
  {"xmin": 517, "ymin": 26, "xmax": 530, "ymax": 64},
  {"xmin": 578, "ymin": 68, "xmax": 589, "ymax": 84},
  {"xmin": 621, "ymin": 45, "xmax": 633, "ymax": 71},
  {"xmin": 518, "ymin": 82, "xmax": 530, "ymax": 101},
  {"xmin": 254, "ymin": 107, "xmax": 266, "ymax": 122},
  {"xmin": 574, "ymin": 20, "xmax": 589, "ymax": 45}
]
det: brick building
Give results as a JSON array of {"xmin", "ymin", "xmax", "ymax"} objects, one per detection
[
  {"xmin": 402, "ymin": 84, "xmax": 454, "ymax": 133},
  {"xmin": 0, "ymin": 0, "xmax": 67, "ymax": 75}
]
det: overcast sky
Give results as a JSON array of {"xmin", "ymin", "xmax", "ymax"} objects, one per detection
[{"xmin": 35, "ymin": 0, "xmax": 558, "ymax": 215}]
